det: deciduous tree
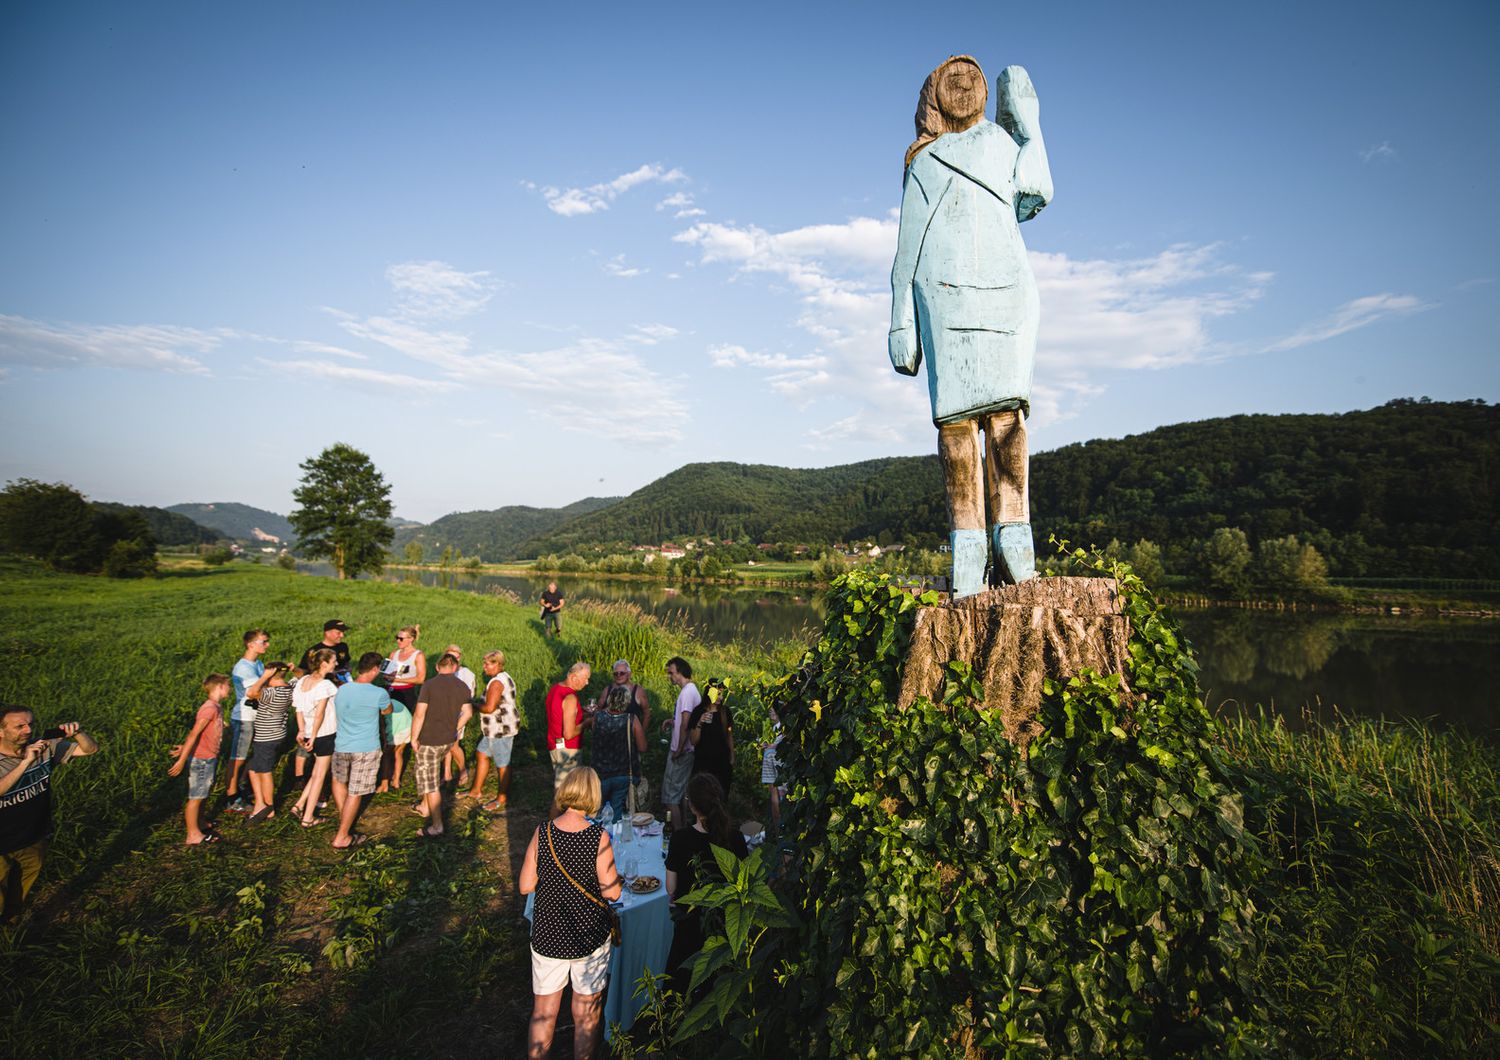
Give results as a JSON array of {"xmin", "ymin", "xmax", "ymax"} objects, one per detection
[{"xmin": 289, "ymin": 444, "xmax": 394, "ymax": 580}]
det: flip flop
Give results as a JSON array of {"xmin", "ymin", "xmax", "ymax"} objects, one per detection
[
  {"xmin": 409, "ymin": 802, "xmax": 427, "ymax": 817},
  {"xmin": 248, "ymin": 808, "xmax": 274, "ymax": 824},
  {"xmin": 482, "ymin": 799, "xmax": 508, "ymax": 815},
  {"xmin": 333, "ymin": 833, "xmax": 369, "ymax": 850},
  {"xmin": 417, "ymin": 827, "xmax": 443, "ymax": 839},
  {"xmin": 301, "ymin": 817, "xmax": 328, "ymax": 828},
  {"xmin": 187, "ymin": 832, "xmax": 222, "ymax": 846}
]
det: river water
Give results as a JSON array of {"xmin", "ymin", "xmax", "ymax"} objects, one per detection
[{"xmin": 298, "ymin": 564, "xmax": 1497, "ymax": 737}]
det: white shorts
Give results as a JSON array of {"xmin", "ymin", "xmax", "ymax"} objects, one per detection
[{"xmin": 530, "ymin": 939, "xmax": 611, "ymax": 996}]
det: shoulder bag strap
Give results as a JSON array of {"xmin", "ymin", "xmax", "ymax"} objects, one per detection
[{"xmin": 545, "ymin": 822, "xmax": 609, "ymax": 912}]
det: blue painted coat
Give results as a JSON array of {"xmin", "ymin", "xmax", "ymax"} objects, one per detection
[{"xmin": 889, "ymin": 78, "xmax": 1052, "ymax": 425}]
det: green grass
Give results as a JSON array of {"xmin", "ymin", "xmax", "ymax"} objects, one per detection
[
  {"xmin": 1223, "ymin": 712, "xmax": 1500, "ymax": 1055},
  {"xmin": 0, "ymin": 559, "xmax": 780, "ymax": 1055},
  {"xmin": 3, "ymin": 558, "xmax": 1496, "ymax": 1055}
]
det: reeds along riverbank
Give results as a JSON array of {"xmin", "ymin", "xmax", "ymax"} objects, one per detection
[{"xmin": 1222, "ymin": 711, "xmax": 1500, "ymax": 1055}]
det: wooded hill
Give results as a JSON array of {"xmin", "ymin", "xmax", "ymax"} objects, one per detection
[
  {"xmin": 391, "ymin": 497, "xmax": 620, "ymax": 560},
  {"xmin": 516, "ymin": 399, "xmax": 1497, "ymax": 578},
  {"xmin": 516, "ymin": 457, "xmax": 948, "ymax": 557},
  {"xmin": 166, "ymin": 502, "xmax": 295, "ymax": 543},
  {"xmin": 92, "ymin": 502, "xmax": 222, "ymax": 546}
]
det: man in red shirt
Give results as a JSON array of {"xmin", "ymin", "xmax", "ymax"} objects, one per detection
[{"xmin": 544, "ymin": 661, "xmax": 590, "ymax": 789}]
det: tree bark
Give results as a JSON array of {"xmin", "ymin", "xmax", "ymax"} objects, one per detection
[{"xmin": 898, "ymin": 577, "xmax": 1131, "ymax": 745}]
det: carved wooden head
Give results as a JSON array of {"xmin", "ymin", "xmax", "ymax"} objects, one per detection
[{"xmin": 906, "ymin": 55, "xmax": 988, "ymax": 170}]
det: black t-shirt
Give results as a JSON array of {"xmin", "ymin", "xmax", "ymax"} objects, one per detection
[
  {"xmin": 540, "ymin": 589, "xmax": 563, "ymax": 613},
  {"xmin": 299, "ymin": 640, "xmax": 352, "ymax": 679},
  {"xmin": 666, "ymin": 826, "xmax": 748, "ymax": 899},
  {"xmin": 0, "ymin": 741, "xmax": 72, "ymax": 853},
  {"xmin": 688, "ymin": 699, "xmax": 734, "ymax": 783}
]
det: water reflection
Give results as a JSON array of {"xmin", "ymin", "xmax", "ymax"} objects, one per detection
[{"xmin": 1174, "ymin": 608, "xmax": 1499, "ymax": 736}]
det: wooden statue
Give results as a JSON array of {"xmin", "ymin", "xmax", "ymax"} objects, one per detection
[{"xmin": 889, "ymin": 56, "xmax": 1053, "ymax": 597}]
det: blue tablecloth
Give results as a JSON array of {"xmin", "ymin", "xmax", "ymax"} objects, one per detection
[{"xmin": 524, "ymin": 827, "xmax": 674, "ymax": 1037}]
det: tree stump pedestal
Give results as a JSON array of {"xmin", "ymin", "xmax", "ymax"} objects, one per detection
[{"xmin": 897, "ymin": 577, "xmax": 1132, "ymax": 743}]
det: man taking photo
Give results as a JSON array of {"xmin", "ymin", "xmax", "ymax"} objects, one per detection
[{"xmin": 0, "ymin": 705, "xmax": 98, "ymax": 924}]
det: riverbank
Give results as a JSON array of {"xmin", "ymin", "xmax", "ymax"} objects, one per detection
[
  {"xmin": 5, "ymin": 562, "xmax": 1492, "ymax": 1054},
  {"xmin": 386, "ymin": 558, "xmax": 1500, "ymax": 616}
]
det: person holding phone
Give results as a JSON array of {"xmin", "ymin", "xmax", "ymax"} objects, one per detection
[{"xmin": 0, "ymin": 705, "xmax": 98, "ymax": 924}]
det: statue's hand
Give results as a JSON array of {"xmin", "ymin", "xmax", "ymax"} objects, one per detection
[
  {"xmin": 889, "ymin": 327, "xmax": 920, "ymax": 375},
  {"xmin": 996, "ymin": 65, "xmax": 1041, "ymax": 144}
]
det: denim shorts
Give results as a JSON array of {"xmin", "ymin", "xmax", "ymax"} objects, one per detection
[
  {"xmin": 187, "ymin": 757, "xmax": 217, "ymax": 800},
  {"xmin": 476, "ymin": 735, "xmax": 514, "ymax": 768},
  {"xmin": 228, "ymin": 717, "xmax": 255, "ymax": 759}
]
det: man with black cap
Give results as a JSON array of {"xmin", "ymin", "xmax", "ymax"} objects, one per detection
[{"xmin": 298, "ymin": 620, "xmax": 352, "ymax": 683}]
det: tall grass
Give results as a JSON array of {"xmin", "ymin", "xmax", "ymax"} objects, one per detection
[{"xmin": 1223, "ymin": 711, "xmax": 1500, "ymax": 1055}]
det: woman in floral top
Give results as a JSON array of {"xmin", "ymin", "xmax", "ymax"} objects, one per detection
[{"xmin": 466, "ymin": 649, "xmax": 519, "ymax": 813}]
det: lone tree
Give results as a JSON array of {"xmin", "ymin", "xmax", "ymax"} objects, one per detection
[{"xmin": 289, "ymin": 444, "xmax": 393, "ymax": 579}]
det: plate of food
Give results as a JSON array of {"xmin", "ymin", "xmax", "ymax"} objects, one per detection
[
  {"xmin": 629, "ymin": 875, "xmax": 661, "ymax": 894},
  {"xmin": 631, "ymin": 812, "xmax": 655, "ymax": 828}
]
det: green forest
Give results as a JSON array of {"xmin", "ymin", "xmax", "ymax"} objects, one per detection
[
  {"xmin": 391, "ymin": 495, "xmax": 619, "ymax": 560},
  {"xmin": 518, "ymin": 399, "xmax": 1496, "ymax": 580}
]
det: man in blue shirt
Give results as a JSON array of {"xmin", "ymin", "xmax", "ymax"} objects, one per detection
[{"xmin": 330, "ymin": 653, "xmax": 391, "ymax": 849}]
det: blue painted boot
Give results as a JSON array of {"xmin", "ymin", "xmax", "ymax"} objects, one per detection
[
  {"xmin": 991, "ymin": 522, "xmax": 1036, "ymax": 585},
  {"xmin": 950, "ymin": 529, "xmax": 989, "ymax": 599}
]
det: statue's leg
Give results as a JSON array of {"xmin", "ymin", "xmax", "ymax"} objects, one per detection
[
  {"xmin": 939, "ymin": 419, "xmax": 988, "ymax": 598},
  {"xmin": 983, "ymin": 409, "xmax": 1035, "ymax": 584}
]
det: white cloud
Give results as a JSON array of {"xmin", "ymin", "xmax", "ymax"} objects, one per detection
[
  {"xmin": 709, "ymin": 343, "xmax": 830, "ymax": 403},
  {"xmin": 630, "ymin": 323, "xmax": 679, "ymax": 344},
  {"xmin": 386, "ymin": 260, "xmax": 497, "ymax": 319},
  {"xmin": 1264, "ymin": 293, "xmax": 1428, "ymax": 352},
  {"xmin": 1360, "ymin": 141, "xmax": 1397, "ymax": 163},
  {"xmin": 290, "ymin": 341, "xmax": 366, "ymax": 361},
  {"xmin": 603, "ymin": 253, "xmax": 646, "ymax": 278},
  {"xmin": 538, "ymin": 163, "xmax": 686, "ymax": 217},
  {"xmin": 0, "ymin": 314, "xmax": 221, "ymax": 374},
  {"xmin": 328, "ymin": 306, "xmax": 686, "ymax": 447},
  {"xmin": 257, "ymin": 357, "xmax": 458, "ymax": 392},
  {"xmin": 657, "ymin": 191, "xmax": 706, "ymax": 219}
]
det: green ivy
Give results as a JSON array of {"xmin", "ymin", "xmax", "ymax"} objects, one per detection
[{"xmin": 763, "ymin": 546, "xmax": 1271, "ymax": 1055}]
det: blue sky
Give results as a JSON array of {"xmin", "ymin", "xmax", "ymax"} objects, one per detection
[{"xmin": 2, "ymin": 1, "xmax": 1496, "ymax": 523}]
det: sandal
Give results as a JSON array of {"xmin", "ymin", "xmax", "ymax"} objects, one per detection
[
  {"xmin": 333, "ymin": 833, "xmax": 369, "ymax": 850},
  {"xmin": 248, "ymin": 808, "xmax": 274, "ymax": 824},
  {"xmin": 409, "ymin": 801, "xmax": 427, "ymax": 817},
  {"xmin": 456, "ymin": 770, "xmax": 470, "ymax": 788},
  {"xmin": 482, "ymin": 799, "xmax": 508, "ymax": 815},
  {"xmin": 417, "ymin": 827, "xmax": 443, "ymax": 838},
  {"xmin": 301, "ymin": 817, "xmax": 327, "ymax": 828},
  {"xmin": 187, "ymin": 832, "xmax": 222, "ymax": 846}
]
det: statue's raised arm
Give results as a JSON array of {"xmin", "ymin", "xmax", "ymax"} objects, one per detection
[{"xmin": 996, "ymin": 65, "xmax": 1052, "ymax": 222}]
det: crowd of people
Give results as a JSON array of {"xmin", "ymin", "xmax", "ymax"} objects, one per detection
[
  {"xmin": 7, "ymin": 594, "xmax": 787, "ymax": 1058},
  {"xmin": 169, "ymin": 619, "xmax": 524, "ymax": 849}
]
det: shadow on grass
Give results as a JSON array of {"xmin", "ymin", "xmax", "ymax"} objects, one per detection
[{"xmin": 302, "ymin": 789, "xmax": 497, "ymax": 1057}]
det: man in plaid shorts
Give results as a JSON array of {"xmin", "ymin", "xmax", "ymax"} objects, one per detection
[
  {"xmin": 330, "ymin": 653, "xmax": 391, "ymax": 850},
  {"xmin": 411, "ymin": 653, "xmax": 472, "ymax": 838}
]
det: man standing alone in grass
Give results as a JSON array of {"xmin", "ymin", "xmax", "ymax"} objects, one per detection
[
  {"xmin": 330, "ymin": 653, "xmax": 391, "ymax": 850},
  {"xmin": 228, "ymin": 629, "xmax": 274, "ymax": 812},
  {"xmin": 411, "ymin": 653, "xmax": 472, "ymax": 838},
  {"xmin": 539, "ymin": 581, "xmax": 564, "ymax": 637},
  {"xmin": 0, "ymin": 705, "xmax": 97, "ymax": 923}
]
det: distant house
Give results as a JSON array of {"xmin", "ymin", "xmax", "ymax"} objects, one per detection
[{"xmin": 660, "ymin": 545, "xmax": 687, "ymax": 559}]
